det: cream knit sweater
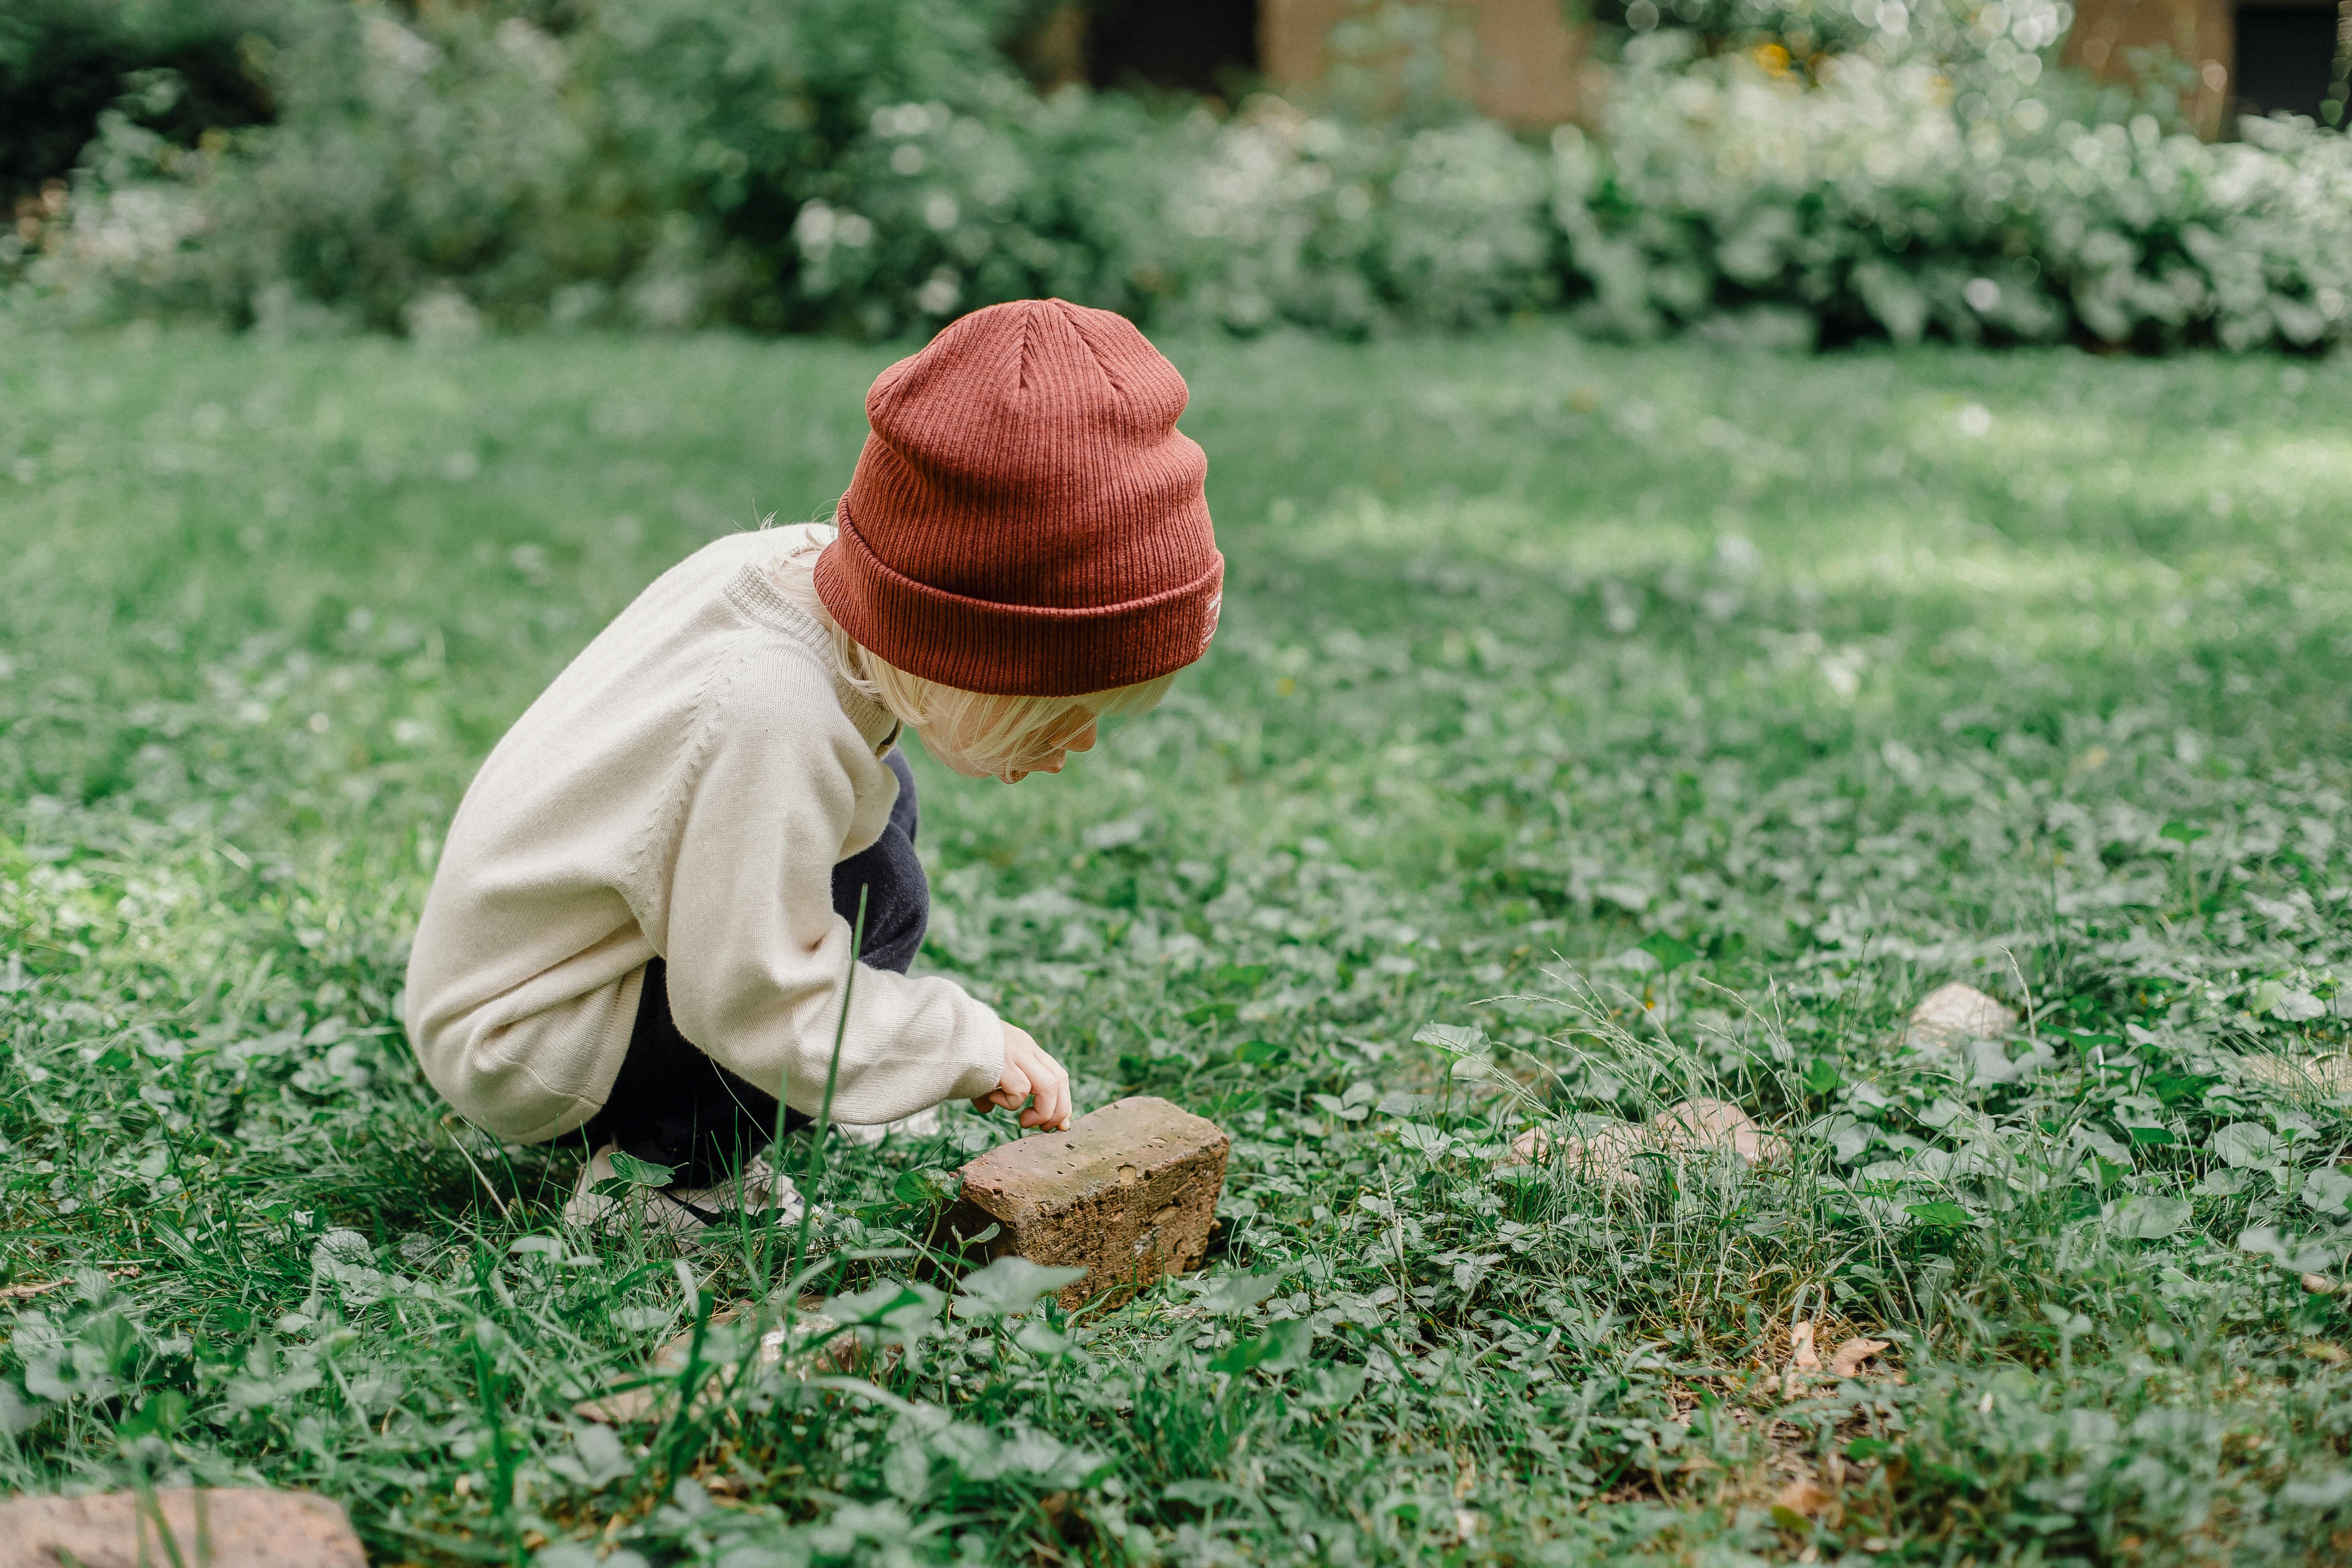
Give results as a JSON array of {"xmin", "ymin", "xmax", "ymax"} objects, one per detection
[{"xmin": 403, "ymin": 525, "xmax": 1004, "ymax": 1144}]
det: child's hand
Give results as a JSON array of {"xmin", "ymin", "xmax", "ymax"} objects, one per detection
[{"xmin": 975, "ymin": 1021, "xmax": 1073, "ymax": 1131}]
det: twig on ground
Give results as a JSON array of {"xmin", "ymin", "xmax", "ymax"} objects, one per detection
[{"xmin": 0, "ymin": 1265, "xmax": 142, "ymax": 1302}]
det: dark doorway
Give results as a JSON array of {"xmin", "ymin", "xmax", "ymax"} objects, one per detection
[
  {"xmin": 2233, "ymin": 2, "xmax": 2339, "ymax": 121},
  {"xmin": 1087, "ymin": 0, "xmax": 1261, "ymax": 97}
]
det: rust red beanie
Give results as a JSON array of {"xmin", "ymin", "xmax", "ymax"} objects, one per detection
[{"xmin": 814, "ymin": 298, "xmax": 1223, "ymax": 698}]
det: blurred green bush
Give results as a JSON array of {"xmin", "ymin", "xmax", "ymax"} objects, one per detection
[
  {"xmin": 13, "ymin": 0, "xmax": 1115, "ymax": 334},
  {"xmin": 6, "ymin": 0, "xmax": 2347, "ymax": 350},
  {"xmin": 1, "ymin": 0, "xmax": 285, "ymax": 203},
  {"xmin": 1561, "ymin": 25, "xmax": 2352, "ymax": 352}
]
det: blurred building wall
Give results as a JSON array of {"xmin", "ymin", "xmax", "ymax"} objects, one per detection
[
  {"xmin": 1044, "ymin": 0, "xmax": 2335, "ymax": 139},
  {"xmin": 1261, "ymin": 0, "xmax": 1594, "ymax": 125},
  {"xmin": 2064, "ymin": 0, "xmax": 2347, "ymax": 136},
  {"xmin": 2060, "ymin": 0, "xmax": 2236, "ymax": 134}
]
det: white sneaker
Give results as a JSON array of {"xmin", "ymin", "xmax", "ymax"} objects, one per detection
[{"xmin": 564, "ymin": 1143, "xmax": 805, "ymax": 1239}]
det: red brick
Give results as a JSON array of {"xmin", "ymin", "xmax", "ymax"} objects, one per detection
[
  {"xmin": 0, "ymin": 1488, "xmax": 364, "ymax": 1568},
  {"xmin": 949, "ymin": 1095, "xmax": 1230, "ymax": 1309}
]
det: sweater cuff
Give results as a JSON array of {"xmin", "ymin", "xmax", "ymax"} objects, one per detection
[{"xmin": 946, "ymin": 986, "xmax": 1007, "ymax": 1103}]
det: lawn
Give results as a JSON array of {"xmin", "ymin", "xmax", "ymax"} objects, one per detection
[{"xmin": 3, "ymin": 324, "xmax": 2350, "ymax": 1567}]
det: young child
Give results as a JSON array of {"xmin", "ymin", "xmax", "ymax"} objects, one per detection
[{"xmin": 403, "ymin": 299, "xmax": 1223, "ymax": 1235}]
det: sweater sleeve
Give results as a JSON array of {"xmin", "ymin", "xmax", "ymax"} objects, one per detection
[{"xmin": 652, "ymin": 645, "xmax": 1004, "ymax": 1125}]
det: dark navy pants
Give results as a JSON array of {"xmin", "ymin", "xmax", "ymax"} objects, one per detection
[{"xmin": 581, "ymin": 749, "xmax": 928, "ymax": 1185}]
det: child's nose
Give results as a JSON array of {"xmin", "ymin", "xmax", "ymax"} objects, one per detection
[{"xmin": 1067, "ymin": 722, "xmax": 1098, "ymax": 752}]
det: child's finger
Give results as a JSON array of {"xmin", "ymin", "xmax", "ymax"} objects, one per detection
[
  {"xmin": 1038, "ymin": 1069, "xmax": 1072, "ymax": 1130},
  {"xmin": 997, "ymin": 1058, "xmax": 1033, "ymax": 1102}
]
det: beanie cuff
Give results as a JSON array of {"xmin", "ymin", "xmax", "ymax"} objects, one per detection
[{"xmin": 816, "ymin": 508, "xmax": 1224, "ymax": 699}]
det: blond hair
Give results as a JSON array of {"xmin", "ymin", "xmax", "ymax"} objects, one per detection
[{"xmin": 774, "ymin": 526, "xmax": 1176, "ymax": 781}]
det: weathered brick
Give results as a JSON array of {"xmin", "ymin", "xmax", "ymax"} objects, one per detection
[
  {"xmin": 0, "ymin": 1488, "xmax": 364, "ymax": 1568},
  {"xmin": 949, "ymin": 1095, "xmax": 1230, "ymax": 1310}
]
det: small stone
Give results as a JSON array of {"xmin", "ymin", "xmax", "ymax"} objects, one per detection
[
  {"xmin": 1652, "ymin": 1097, "xmax": 1788, "ymax": 1165},
  {"xmin": 948, "ymin": 1095, "xmax": 1230, "ymax": 1310},
  {"xmin": 1906, "ymin": 982, "xmax": 2018, "ymax": 1049},
  {"xmin": 0, "ymin": 1488, "xmax": 363, "ymax": 1568},
  {"xmin": 2239, "ymin": 1053, "xmax": 2352, "ymax": 1095},
  {"xmin": 1508, "ymin": 1119, "xmax": 1641, "ymax": 1178},
  {"xmin": 1510, "ymin": 1098, "xmax": 1785, "ymax": 1185}
]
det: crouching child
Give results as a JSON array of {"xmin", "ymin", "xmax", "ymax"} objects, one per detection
[{"xmin": 403, "ymin": 299, "xmax": 1223, "ymax": 1236}]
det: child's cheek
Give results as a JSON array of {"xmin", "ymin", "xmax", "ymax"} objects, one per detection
[{"xmin": 915, "ymin": 729, "xmax": 991, "ymax": 779}]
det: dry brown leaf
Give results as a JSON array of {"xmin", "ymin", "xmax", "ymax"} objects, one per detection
[
  {"xmin": 1828, "ymin": 1337, "xmax": 1891, "ymax": 1377},
  {"xmin": 1789, "ymin": 1319, "xmax": 1820, "ymax": 1372},
  {"xmin": 1771, "ymin": 1476, "xmax": 1833, "ymax": 1519}
]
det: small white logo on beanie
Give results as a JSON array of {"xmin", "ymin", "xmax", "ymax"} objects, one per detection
[{"xmin": 1200, "ymin": 593, "xmax": 1222, "ymax": 650}]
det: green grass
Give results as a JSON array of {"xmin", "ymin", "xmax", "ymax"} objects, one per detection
[{"xmin": 4, "ymin": 323, "xmax": 2351, "ymax": 1567}]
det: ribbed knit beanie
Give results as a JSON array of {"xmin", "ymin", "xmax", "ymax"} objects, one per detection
[{"xmin": 814, "ymin": 298, "xmax": 1223, "ymax": 698}]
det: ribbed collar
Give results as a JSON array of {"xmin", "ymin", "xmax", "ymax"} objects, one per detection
[{"xmin": 722, "ymin": 551, "xmax": 899, "ymax": 753}]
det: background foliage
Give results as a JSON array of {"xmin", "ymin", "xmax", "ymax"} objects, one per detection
[
  {"xmin": 1563, "ymin": 25, "xmax": 2352, "ymax": 352},
  {"xmin": 0, "ymin": 0, "xmax": 282, "ymax": 199},
  {"xmin": 5, "ymin": 0, "xmax": 2348, "ymax": 349}
]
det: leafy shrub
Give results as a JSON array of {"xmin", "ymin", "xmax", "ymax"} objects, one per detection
[
  {"xmin": 776, "ymin": 83, "xmax": 1189, "ymax": 336},
  {"xmin": 573, "ymin": 0, "xmax": 1101, "ymax": 334},
  {"xmin": 0, "ymin": 0, "xmax": 286, "ymax": 203},
  {"xmin": 1585, "ymin": 0, "xmax": 2060, "ymax": 74},
  {"xmin": 16, "ymin": 3, "xmax": 620, "ymax": 332},
  {"xmin": 13, "ymin": 0, "xmax": 1563, "ymax": 338},
  {"xmin": 1159, "ymin": 103, "xmax": 1556, "ymax": 334},
  {"xmin": 1560, "ymin": 28, "xmax": 2352, "ymax": 351},
  {"xmin": 212, "ymin": 4, "xmax": 603, "ymax": 334},
  {"xmin": 11, "ymin": 0, "xmax": 2351, "ymax": 351},
  {"xmin": 18, "ymin": 0, "xmax": 1075, "ymax": 332}
]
